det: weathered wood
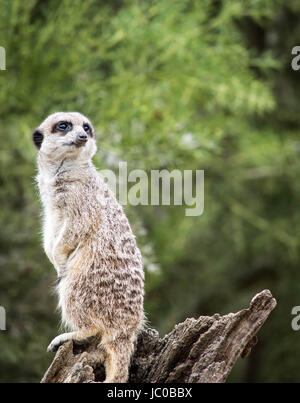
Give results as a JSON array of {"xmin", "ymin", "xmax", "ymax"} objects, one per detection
[{"xmin": 41, "ymin": 289, "xmax": 276, "ymax": 383}]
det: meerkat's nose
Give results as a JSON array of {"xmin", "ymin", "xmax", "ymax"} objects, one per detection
[{"xmin": 76, "ymin": 132, "xmax": 88, "ymax": 143}]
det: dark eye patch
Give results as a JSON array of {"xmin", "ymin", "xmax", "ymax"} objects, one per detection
[
  {"xmin": 53, "ymin": 121, "xmax": 73, "ymax": 133},
  {"xmin": 32, "ymin": 130, "xmax": 44, "ymax": 149},
  {"xmin": 83, "ymin": 123, "xmax": 92, "ymax": 135}
]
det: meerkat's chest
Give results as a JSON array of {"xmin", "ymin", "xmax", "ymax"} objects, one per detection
[{"xmin": 38, "ymin": 176, "xmax": 65, "ymax": 249}]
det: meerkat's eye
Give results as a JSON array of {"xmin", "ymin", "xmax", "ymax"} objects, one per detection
[
  {"xmin": 83, "ymin": 124, "xmax": 92, "ymax": 135},
  {"xmin": 54, "ymin": 121, "xmax": 73, "ymax": 133}
]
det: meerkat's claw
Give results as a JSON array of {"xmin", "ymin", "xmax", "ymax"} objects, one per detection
[{"xmin": 47, "ymin": 338, "xmax": 63, "ymax": 352}]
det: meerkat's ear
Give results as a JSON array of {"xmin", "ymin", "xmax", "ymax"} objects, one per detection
[{"xmin": 32, "ymin": 130, "xmax": 44, "ymax": 149}]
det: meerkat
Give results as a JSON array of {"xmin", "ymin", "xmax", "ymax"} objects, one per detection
[{"xmin": 32, "ymin": 112, "xmax": 144, "ymax": 383}]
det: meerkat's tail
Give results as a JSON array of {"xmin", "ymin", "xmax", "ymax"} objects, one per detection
[{"xmin": 102, "ymin": 333, "xmax": 135, "ymax": 383}]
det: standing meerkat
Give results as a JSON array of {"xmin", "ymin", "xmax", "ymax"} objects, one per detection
[{"xmin": 32, "ymin": 112, "xmax": 144, "ymax": 383}]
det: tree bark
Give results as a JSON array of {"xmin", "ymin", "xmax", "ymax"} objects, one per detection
[{"xmin": 41, "ymin": 289, "xmax": 276, "ymax": 383}]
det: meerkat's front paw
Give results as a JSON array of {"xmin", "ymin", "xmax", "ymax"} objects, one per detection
[
  {"xmin": 47, "ymin": 332, "xmax": 96, "ymax": 352},
  {"xmin": 47, "ymin": 333, "xmax": 71, "ymax": 352}
]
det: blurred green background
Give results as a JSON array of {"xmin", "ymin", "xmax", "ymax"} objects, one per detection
[{"xmin": 0, "ymin": 0, "xmax": 300, "ymax": 382}]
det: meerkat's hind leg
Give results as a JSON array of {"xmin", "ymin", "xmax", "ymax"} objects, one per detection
[
  {"xmin": 47, "ymin": 329, "xmax": 98, "ymax": 352},
  {"xmin": 102, "ymin": 333, "xmax": 135, "ymax": 383}
]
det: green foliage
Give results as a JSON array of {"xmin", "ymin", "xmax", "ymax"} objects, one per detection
[{"xmin": 0, "ymin": 0, "xmax": 299, "ymax": 382}]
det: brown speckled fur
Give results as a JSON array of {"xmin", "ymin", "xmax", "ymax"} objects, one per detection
[{"xmin": 33, "ymin": 112, "xmax": 144, "ymax": 383}]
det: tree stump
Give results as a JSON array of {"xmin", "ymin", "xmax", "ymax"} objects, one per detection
[{"xmin": 41, "ymin": 289, "xmax": 276, "ymax": 383}]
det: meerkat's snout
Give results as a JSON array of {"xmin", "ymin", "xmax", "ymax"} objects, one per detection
[{"xmin": 75, "ymin": 132, "xmax": 88, "ymax": 146}]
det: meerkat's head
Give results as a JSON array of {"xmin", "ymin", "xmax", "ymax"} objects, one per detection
[{"xmin": 32, "ymin": 112, "xmax": 97, "ymax": 162}]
